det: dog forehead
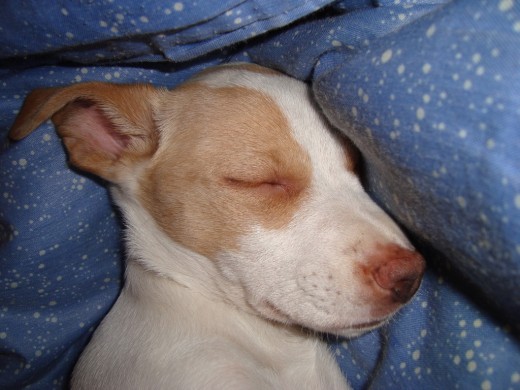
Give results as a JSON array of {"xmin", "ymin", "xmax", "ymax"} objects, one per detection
[
  {"xmin": 156, "ymin": 76, "xmax": 300, "ymax": 159},
  {"xmin": 191, "ymin": 64, "xmax": 307, "ymax": 107},
  {"xmin": 190, "ymin": 65, "xmax": 347, "ymax": 171}
]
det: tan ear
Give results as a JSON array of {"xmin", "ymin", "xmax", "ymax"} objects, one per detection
[{"xmin": 9, "ymin": 82, "xmax": 163, "ymax": 182}]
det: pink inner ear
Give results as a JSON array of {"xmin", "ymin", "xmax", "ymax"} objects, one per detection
[{"xmin": 69, "ymin": 100, "xmax": 130, "ymax": 159}]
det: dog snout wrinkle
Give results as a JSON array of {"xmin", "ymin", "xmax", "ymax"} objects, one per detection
[{"xmin": 371, "ymin": 246, "xmax": 425, "ymax": 303}]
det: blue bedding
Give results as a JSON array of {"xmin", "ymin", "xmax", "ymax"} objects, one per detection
[{"xmin": 1, "ymin": 0, "xmax": 519, "ymax": 388}]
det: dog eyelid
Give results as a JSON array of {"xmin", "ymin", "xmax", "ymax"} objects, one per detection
[
  {"xmin": 224, "ymin": 176, "xmax": 279, "ymax": 187},
  {"xmin": 223, "ymin": 177, "xmax": 290, "ymax": 194}
]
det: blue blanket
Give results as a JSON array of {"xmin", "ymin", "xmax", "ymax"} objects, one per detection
[{"xmin": 1, "ymin": 0, "xmax": 519, "ymax": 389}]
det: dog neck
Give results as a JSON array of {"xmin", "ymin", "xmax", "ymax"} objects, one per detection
[{"xmin": 110, "ymin": 184, "xmax": 252, "ymax": 310}]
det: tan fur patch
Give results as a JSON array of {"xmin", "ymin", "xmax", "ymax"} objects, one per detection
[{"xmin": 140, "ymin": 82, "xmax": 311, "ymax": 258}]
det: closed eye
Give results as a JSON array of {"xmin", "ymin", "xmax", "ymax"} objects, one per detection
[{"xmin": 224, "ymin": 177, "xmax": 293, "ymax": 196}]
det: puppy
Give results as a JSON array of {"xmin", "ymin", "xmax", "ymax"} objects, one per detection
[{"xmin": 9, "ymin": 63, "xmax": 425, "ymax": 390}]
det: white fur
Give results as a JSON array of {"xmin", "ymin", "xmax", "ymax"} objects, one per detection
[{"xmin": 70, "ymin": 65, "xmax": 423, "ymax": 389}]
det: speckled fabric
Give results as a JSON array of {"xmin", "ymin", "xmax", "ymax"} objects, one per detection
[{"xmin": 1, "ymin": 1, "xmax": 519, "ymax": 389}]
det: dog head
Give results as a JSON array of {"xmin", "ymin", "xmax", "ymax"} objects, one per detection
[{"xmin": 9, "ymin": 63, "xmax": 425, "ymax": 337}]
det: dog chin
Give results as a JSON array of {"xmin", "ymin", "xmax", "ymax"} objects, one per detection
[
  {"xmin": 300, "ymin": 316, "xmax": 389, "ymax": 339},
  {"xmin": 256, "ymin": 300, "xmax": 389, "ymax": 338},
  {"xmin": 328, "ymin": 319, "xmax": 389, "ymax": 338}
]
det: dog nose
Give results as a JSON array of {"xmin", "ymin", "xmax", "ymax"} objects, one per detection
[{"xmin": 372, "ymin": 246, "xmax": 425, "ymax": 303}]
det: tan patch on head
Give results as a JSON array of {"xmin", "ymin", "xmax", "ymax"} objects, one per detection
[{"xmin": 140, "ymin": 83, "xmax": 311, "ymax": 258}]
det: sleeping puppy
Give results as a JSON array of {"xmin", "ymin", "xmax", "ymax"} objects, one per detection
[{"xmin": 9, "ymin": 63, "xmax": 425, "ymax": 390}]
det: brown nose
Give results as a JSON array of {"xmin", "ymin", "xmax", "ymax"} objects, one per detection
[{"xmin": 372, "ymin": 246, "xmax": 425, "ymax": 303}]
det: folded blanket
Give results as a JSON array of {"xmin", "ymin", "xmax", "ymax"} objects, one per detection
[
  {"xmin": 1, "ymin": 1, "xmax": 519, "ymax": 389},
  {"xmin": 0, "ymin": 0, "xmax": 334, "ymax": 64}
]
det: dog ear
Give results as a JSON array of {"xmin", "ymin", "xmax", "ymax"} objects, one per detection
[{"xmin": 9, "ymin": 82, "xmax": 164, "ymax": 182}]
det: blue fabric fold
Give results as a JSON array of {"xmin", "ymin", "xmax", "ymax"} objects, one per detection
[
  {"xmin": 0, "ymin": 0, "xmax": 335, "ymax": 64},
  {"xmin": 1, "ymin": 0, "xmax": 519, "ymax": 389}
]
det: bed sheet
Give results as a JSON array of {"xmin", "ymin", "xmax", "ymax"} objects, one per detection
[{"xmin": 1, "ymin": 1, "xmax": 519, "ymax": 389}]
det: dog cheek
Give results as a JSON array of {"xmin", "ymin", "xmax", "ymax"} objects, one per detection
[
  {"xmin": 213, "ymin": 229, "xmax": 284, "ymax": 298},
  {"xmin": 211, "ymin": 246, "xmax": 277, "ymax": 318}
]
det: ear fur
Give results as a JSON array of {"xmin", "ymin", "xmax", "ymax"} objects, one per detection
[{"xmin": 9, "ymin": 82, "xmax": 163, "ymax": 182}]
